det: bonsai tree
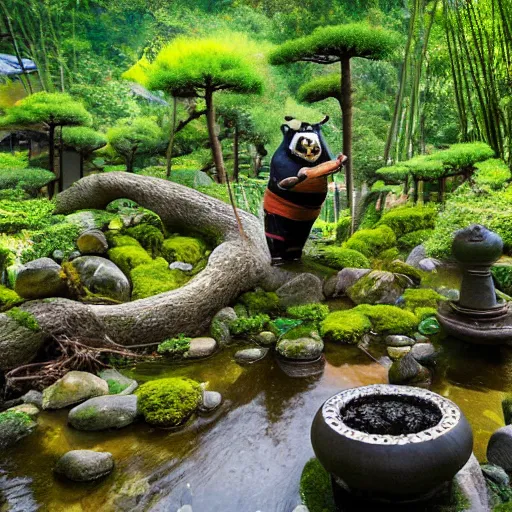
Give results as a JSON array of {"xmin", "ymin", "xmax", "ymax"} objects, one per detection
[
  {"xmin": 0, "ymin": 92, "xmax": 92, "ymax": 193},
  {"xmin": 124, "ymin": 38, "xmax": 264, "ymax": 183},
  {"xmin": 270, "ymin": 23, "xmax": 398, "ymax": 227},
  {"xmin": 61, "ymin": 126, "xmax": 107, "ymax": 178},
  {"xmin": 106, "ymin": 117, "xmax": 164, "ymax": 173}
]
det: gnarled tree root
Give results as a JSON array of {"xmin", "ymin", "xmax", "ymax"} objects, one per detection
[{"xmin": 0, "ymin": 173, "xmax": 292, "ymax": 369}]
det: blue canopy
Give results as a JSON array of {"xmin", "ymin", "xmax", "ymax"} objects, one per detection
[{"xmin": 0, "ymin": 54, "xmax": 37, "ymax": 76}]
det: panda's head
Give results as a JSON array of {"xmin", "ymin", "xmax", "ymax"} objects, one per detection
[{"xmin": 281, "ymin": 115, "xmax": 329, "ymax": 164}]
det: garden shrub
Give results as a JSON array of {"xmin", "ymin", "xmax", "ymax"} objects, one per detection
[
  {"xmin": 0, "ymin": 152, "xmax": 29, "ymax": 170},
  {"xmin": 131, "ymin": 257, "xmax": 190, "ymax": 300},
  {"xmin": 196, "ymin": 184, "xmax": 230, "ymax": 204},
  {"xmin": 0, "ymin": 168, "xmax": 55, "ymax": 196},
  {"xmin": 157, "ymin": 334, "xmax": 191, "ymax": 358},
  {"xmin": 320, "ymin": 309, "xmax": 371, "ymax": 344},
  {"xmin": 336, "ymin": 216, "xmax": 351, "ymax": 242},
  {"xmin": 492, "ymin": 264, "xmax": 512, "ymax": 296},
  {"xmin": 353, "ymin": 304, "xmax": 419, "ymax": 335},
  {"xmin": 125, "ymin": 224, "xmax": 164, "ymax": 258},
  {"xmin": 378, "ymin": 247, "xmax": 400, "ymax": 261},
  {"xmin": 312, "ymin": 219, "xmax": 336, "ymax": 239},
  {"xmin": 0, "ymin": 285, "xmax": 23, "ymax": 312},
  {"xmin": 240, "ymin": 289, "xmax": 280, "ymax": 315},
  {"xmin": 161, "ymin": 236, "xmax": 206, "ymax": 265},
  {"xmin": 397, "ymin": 229, "xmax": 434, "ymax": 252},
  {"xmin": 314, "ymin": 246, "xmax": 370, "ymax": 270},
  {"xmin": 135, "ymin": 377, "xmax": 201, "ymax": 427},
  {"xmin": 377, "ymin": 206, "xmax": 437, "ymax": 238},
  {"xmin": 21, "ymin": 222, "xmax": 81, "ymax": 263},
  {"xmin": 0, "ymin": 198, "xmax": 55, "ymax": 233},
  {"xmin": 0, "ymin": 246, "xmax": 13, "ymax": 274},
  {"xmin": 473, "ymin": 159, "xmax": 511, "ymax": 190},
  {"xmin": 343, "ymin": 225, "xmax": 396, "ymax": 258},
  {"xmin": 358, "ymin": 201, "xmax": 381, "ymax": 229},
  {"xmin": 287, "ymin": 303, "xmax": 329, "ymax": 323},
  {"xmin": 402, "ymin": 288, "xmax": 445, "ymax": 310},
  {"xmin": 108, "ymin": 245, "xmax": 152, "ymax": 276},
  {"xmin": 230, "ymin": 314, "xmax": 270, "ymax": 335}
]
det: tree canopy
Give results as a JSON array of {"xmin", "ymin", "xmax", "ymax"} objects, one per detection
[{"xmin": 61, "ymin": 127, "xmax": 107, "ymax": 155}]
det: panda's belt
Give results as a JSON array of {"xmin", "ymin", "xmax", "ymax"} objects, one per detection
[{"xmin": 263, "ymin": 189, "xmax": 321, "ymax": 222}]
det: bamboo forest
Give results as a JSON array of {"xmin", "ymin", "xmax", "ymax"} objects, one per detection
[{"xmin": 1, "ymin": 0, "xmax": 512, "ymax": 510}]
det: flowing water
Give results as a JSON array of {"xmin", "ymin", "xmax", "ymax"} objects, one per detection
[{"xmin": 2, "ymin": 266, "xmax": 512, "ymax": 511}]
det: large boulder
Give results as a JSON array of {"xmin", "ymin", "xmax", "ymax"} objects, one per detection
[
  {"xmin": 333, "ymin": 268, "xmax": 371, "ymax": 297},
  {"xmin": 70, "ymin": 256, "xmax": 130, "ymax": 302},
  {"xmin": 42, "ymin": 371, "xmax": 109, "ymax": 410},
  {"xmin": 347, "ymin": 270, "xmax": 406, "ymax": 305},
  {"xmin": 55, "ymin": 450, "xmax": 114, "ymax": 482},
  {"xmin": 276, "ymin": 273, "xmax": 324, "ymax": 308},
  {"xmin": 0, "ymin": 410, "xmax": 37, "ymax": 449},
  {"xmin": 68, "ymin": 395, "xmax": 138, "ymax": 431},
  {"xmin": 77, "ymin": 229, "xmax": 108, "ymax": 255},
  {"xmin": 406, "ymin": 244, "xmax": 427, "ymax": 268},
  {"xmin": 14, "ymin": 258, "xmax": 66, "ymax": 299}
]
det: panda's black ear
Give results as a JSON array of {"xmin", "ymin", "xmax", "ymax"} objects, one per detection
[
  {"xmin": 281, "ymin": 124, "xmax": 290, "ymax": 134},
  {"xmin": 284, "ymin": 116, "xmax": 294, "ymax": 122}
]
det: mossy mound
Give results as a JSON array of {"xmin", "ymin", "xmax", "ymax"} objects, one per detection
[
  {"xmin": 131, "ymin": 257, "xmax": 190, "ymax": 300},
  {"xmin": 377, "ymin": 206, "xmax": 437, "ymax": 238},
  {"xmin": 161, "ymin": 236, "xmax": 206, "ymax": 265},
  {"xmin": 157, "ymin": 335, "xmax": 191, "ymax": 359},
  {"xmin": 239, "ymin": 289, "xmax": 280, "ymax": 316},
  {"xmin": 0, "ymin": 284, "xmax": 23, "ymax": 312},
  {"xmin": 402, "ymin": 288, "xmax": 445, "ymax": 310},
  {"xmin": 106, "ymin": 233, "xmax": 141, "ymax": 248},
  {"xmin": 398, "ymin": 229, "xmax": 434, "ymax": 252},
  {"xmin": 287, "ymin": 303, "xmax": 329, "ymax": 324},
  {"xmin": 282, "ymin": 322, "xmax": 318, "ymax": 341},
  {"xmin": 300, "ymin": 458, "xmax": 336, "ymax": 512},
  {"xmin": 314, "ymin": 246, "xmax": 370, "ymax": 270},
  {"xmin": 321, "ymin": 310, "xmax": 372, "ymax": 344},
  {"xmin": 344, "ymin": 225, "xmax": 397, "ymax": 258},
  {"xmin": 108, "ymin": 245, "xmax": 152, "ymax": 276},
  {"xmin": 125, "ymin": 224, "xmax": 164, "ymax": 258},
  {"xmin": 354, "ymin": 304, "xmax": 419, "ymax": 336},
  {"xmin": 378, "ymin": 247, "xmax": 400, "ymax": 261},
  {"xmin": 229, "ymin": 314, "xmax": 270, "ymax": 336},
  {"xmin": 135, "ymin": 377, "xmax": 201, "ymax": 427},
  {"xmin": 382, "ymin": 260, "xmax": 423, "ymax": 283}
]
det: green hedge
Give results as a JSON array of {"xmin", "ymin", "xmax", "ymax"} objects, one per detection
[
  {"xmin": 377, "ymin": 206, "xmax": 437, "ymax": 238},
  {"xmin": 343, "ymin": 225, "xmax": 396, "ymax": 257},
  {"xmin": 0, "ymin": 168, "xmax": 55, "ymax": 195}
]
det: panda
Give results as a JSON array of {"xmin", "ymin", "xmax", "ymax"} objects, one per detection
[{"xmin": 264, "ymin": 116, "xmax": 346, "ymax": 264}]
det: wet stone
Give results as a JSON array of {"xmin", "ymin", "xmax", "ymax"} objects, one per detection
[
  {"xmin": 255, "ymin": 331, "xmax": 277, "ymax": 346},
  {"xmin": 169, "ymin": 261, "xmax": 193, "ymax": 272},
  {"xmin": 55, "ymin": 450, "xmax": 114, "ymax": 482},
  {"xmin": 414, "ymin": 332, "xmax": 430, "ymax": 343},
  {"xmin": 386, "ymin": 346, "xmax": 411, "ymax": 361},
  {"xmin": 199, "ymin": 391, "xmax": 222, "ymax": 413},
  {"xmin": 411, "ymin": 343, "xmax": 438, "ymax": 367},
  {"xmin": 487, "ymin": 425, "xmax": 512, "ymax": 471},
  {"xmin": 385, "ymin": 335, "xmax": 416, "ymax": 347},
  {"xmin": 185, "ymin": 337, "xmax": 217, "ymax": 359},
  {"xmin": 21, "ymin": 390, "xmax": 43, "ymax": 408},
  {"xmin": 7, "ymin": 403, "xmax": 40, "ymax": 420},
  {"xmin": 234, "ymin": 348, "xmax": 268, "ymax": 364},
  {"xmin": 481, "ymin": 464, "xmax": 510, "ymax": 486}
]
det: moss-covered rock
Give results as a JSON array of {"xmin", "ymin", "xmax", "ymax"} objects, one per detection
[
  {"xmin": 130, "ymin": 257, "xmax": 189, "ymax": 300},
  {"xmin": 299, "ymin": 458, "xmax": 336, "ymax": 512},
  {"xmin": 0, "ymin": 410, "xmax": 37, "ymax": 449},
  {"xmin": 124, "ymin": 224, "xmax": 164, "ymax": 258},
  {"xmin": 0, "ymin": 284, "xmax": 23, "ymax": 312},
  {"xmin": 239, "ymin": 289, "xmax": 280, "ymax": 316},
  {"xmin": 343, "ymin": 225, "xmax": 397, "ymax": 258},
  {"xmin": 354, "ymin": 304, "xmax": 419, "ymax": 336},
  {"xmin": 108, "ymin": 245, "xmax": 152, "ymax": 276},
  {"xmin": 347, "ymin": 270, "xmax": 406, "ymax": 305},
  {"xmin": 135, "ymin": 377, "xmax": 201, "ymax": 427},
  {"xmin": 382, "ymin": 260, "xmax": 423, "ymax": 284},
  {"xmin": 313, "ymin": 246, "xmax": 370, "ymax": 270},
  {"xmin": 229, "ymin": 314, "xmax": 270, "ymax": 336},
  {"xmin": 287, "ymin": 303, "xmax": 329, "ymax": 323},
  {"xmin": 321, "ymin": 310, "xmax": 372, "ymax": 344},
  {"xmin": 161, "ymin": 236, "xmax": 206, "ymax": 265},
  {"xmin": 77, "ymin": 229, "xmax": 108, "ymax": 255},
  {"xmin": 402, "ymin": 288, "xmax": 445, "ymax": 310},
  {"xmin": 276, "ymin": 336, "xmax": 323, "ymax": 360},
  {"xmin": 106, "ymin": 233, "xmax": 141, "ymax": 248}
]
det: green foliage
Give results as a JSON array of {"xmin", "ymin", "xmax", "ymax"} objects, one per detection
[
  {"xmin": 377, "ymin": 206, "xmax": 437, "ymax": 238},
  {"xmin": 287, "ymin": 303, "xmax": 329, "ymax": 323},
  {"xmin": 429, "ymin": 142, "xmax": 495, "ymax": 170},
  {"xmin": 281, "ymin": 323, "xmax": 318, "ymax": 340},
  {"xmin": 21, "ymin": 223, "xmax": 81, "ymax": 263},
  {"xmin": 130, "ymin": 257, "xmax": 190, "ymax": 300},
  {"xmin": 157, "ymin": 334, "xmax": 192, "ymax": 358},
  {"xmin": 0, "ymin": 168, "xmax": 55, "ymax": 195},
  {"xmin": 358, "ymin": 202, "xmax": 382, "ymax": 230},
  {"xmin": 297, "ymin": 74, "xmax": 341, "ymax": 103},
  {"xmin": 414, "ymin": 307, "xmax": 438, "ymax": 321},
  {"xmin": 161, "ymin": 236, "xmax": 206, "ymax": 265},
  {"xmin": 107, "ymin": 117, "xmax": 164, "ymax": 169},
  {"xmin": 61, "ymin": 126, "xmax": 107, "ymax": 154},
  {"xmin": 240, "ymin": 289, "xmax": 280, "ymax": 315},
  {"xmin": 0, "ymin": 410, "xmax": 32, "ymax": 426},
  {"xmin": 354, "ymin": 304, "xmax": 419, "ymax": 335},
  {"xmin": 0, "ymin": 92, "xmax": 92, "ymax": 128},
  {"xmin": 6, "ymin": 307, "xmax": 40, "ymax": 331},
  {"xmin": 107, "ymin": 234, "xmax": 141, "ymax": 248},
  {"xmin": 135, "ymin": 377, "xmax": 201, "ymax": 427},
  {"xmin": 131, "ymin": 38, "xmax": 264, "ymax": 97},
  {"xmin": 0, "ymin": 285, "xmax": 23, "ymax": 312},
  {"xmin": 344, "ymin": 225, "xmax": 396, "ymax": 258},
  {"xmin": 300, "ymin": 458, "xmax": 336, "ymax": 512},
  {"xmin": 269, "ymin": 23, "xmax": 399, "ymax": 65},
  {"xmin": 403, "ymin": 155, "xmax": 445, "ymax": 180},
  {"xmin": 108, "ymin": 245, "xmax": 152, "ymax": 276},
  {"xmin": 107, "ymin": 379, "xmax": 129, "ymax": 394},
  {"xmin": 0, "ymin": 152, "xmax": 29, "ymax": 170},
  {"xmin": 398, "ymin": 229, "xmax": 434, "ymax": 252},
  {"xmin": 378, "ymin": 247, "xmax": 400, "ymax": 261},
  {"xmin": 335, "ymin": 216, "xmax": 352, "ymax": 243},
  {"xmin": 492, "ymin": 264, "xmax": 512, "ymax": 295},
  {"xmin": 402, "ymin": 288, "xmax": 445, "ymax": 310},
  {"xmin": 321, "ymin": 309, "xmax": 371, "ymax": 344},
  {"xmin": 125, "ymin": 225, "xmax": 164, "ymax": 258},
  {"xmin": 0, "ymin": 246, "xmax": 14, "ymax": 273},
  {"xmin": 474, "ymin": 159, "xmax": 511, "ymax": 190},
  {"xmin": 314, "ymin": 246, "xmax": 370, "ymax": 270},
  {"xmin": 230, "ymin": 314, "xmax": 270, "ymax": 335},
  {"xmin": 0, "ymin": 198, "xmax": 55, "ymax": 234}
]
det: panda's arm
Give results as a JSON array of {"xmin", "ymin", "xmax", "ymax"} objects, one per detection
[{"xmin": 278, "ymin": 155, "xmax": 347, "ymax": 190}]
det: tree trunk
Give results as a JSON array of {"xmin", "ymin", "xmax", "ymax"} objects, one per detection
[
  {"xmin": 0, "ymin": 173, "xmax": 294, "ymax": 362},
  {"xmin": 233, "ymin": 124, "xmax": 240, "ymax": 182},
  {"xmin": 340, "ymin": 57, "xmax": 354, "ymax": 234},
  {"xmin": 48, "ymin": 123, "xmax": 56, "ymax": 198},
  {"xmin": 205, "ymin": 89, "xmax": 226, "ymax": 183},
  {"xmin": 166, "ymin": 96, "xmax": 177, "ymax": 179}
]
